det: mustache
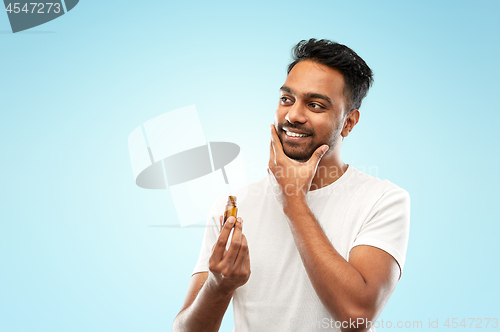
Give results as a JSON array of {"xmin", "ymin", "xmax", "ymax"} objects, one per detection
[{"xmin": 278, "ymin": 122, "xmax": 314, "ymax": 136}]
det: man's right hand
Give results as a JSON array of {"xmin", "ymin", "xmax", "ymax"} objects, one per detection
[
  {"xmin": 207, "ymin": 216, "xmax": 251, "ymax": 296},
  {"xmin": 173, "ymin": 216, "xmax": 251, "ymax": 332}
]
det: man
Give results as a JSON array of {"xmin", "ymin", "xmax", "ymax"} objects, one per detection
[{"xmin": 173, "ymin": 39, "xmax": 410, "ymax": 332}]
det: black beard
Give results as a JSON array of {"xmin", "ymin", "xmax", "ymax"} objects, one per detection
[
  {"xmin": 277, "ymin": 122, "xmax": 316, "ymax": 162},
  {"xmin": 276, "ymin": 121, "xmax": 342, "ymax": 162}
]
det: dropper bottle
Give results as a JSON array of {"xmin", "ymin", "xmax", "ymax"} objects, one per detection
[{"xmin": 223, "ymin": 196, "xmax": 238, "ymax": 226}]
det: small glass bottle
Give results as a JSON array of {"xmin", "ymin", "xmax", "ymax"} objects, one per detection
[{"xmin": 223, "ymin": 196, "xmax": 238, "ymax": 226}]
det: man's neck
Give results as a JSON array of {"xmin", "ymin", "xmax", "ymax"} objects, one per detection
[{"xmin": 310, "ymin": 153, "xmax": 348, "ymax": 191}]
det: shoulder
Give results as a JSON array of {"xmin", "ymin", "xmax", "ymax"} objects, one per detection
[{"xmin": 348, "ymin": 166, "xmax": 410, "ymax": 201}]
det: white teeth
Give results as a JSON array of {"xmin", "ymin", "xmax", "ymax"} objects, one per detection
[{"xmin": 285, "ymin": 130, "xmax": 309, "ymax": 137}]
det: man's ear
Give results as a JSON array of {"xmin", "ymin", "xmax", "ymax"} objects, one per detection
[{"xmin": 341, "ymin": 109, "xmax": 360, "ymax": 138}]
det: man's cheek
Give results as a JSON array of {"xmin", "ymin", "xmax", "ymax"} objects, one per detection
[{"xmin": 277, "ymin": 132, "xmax": 285, "ymax": 146}]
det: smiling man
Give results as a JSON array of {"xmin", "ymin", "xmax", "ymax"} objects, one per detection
[{"xmin": 173, "ymin": 39, "xmax": 411, "ymax": 332}]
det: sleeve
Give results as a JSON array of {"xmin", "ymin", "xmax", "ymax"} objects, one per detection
[
  {"xmin": 348, "ymin": 185, "xmax": 411, "ymax": 279},
  {"xmin": 191, "ymin": 197, "xmax": 223, "ymax": 276}
]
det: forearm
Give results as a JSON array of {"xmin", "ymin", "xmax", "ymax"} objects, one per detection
[
  {"xmin": 283, "ymin": 197, "xmax": 373, "ymax": 327},
  {"xmin": 173, "ymin": 275, "xmax": 233, "ymax": 332}
]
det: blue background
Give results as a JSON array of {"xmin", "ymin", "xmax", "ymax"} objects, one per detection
[{"xmin": 1, "ymin": 1, "xmax": 499, "ymax": 331}]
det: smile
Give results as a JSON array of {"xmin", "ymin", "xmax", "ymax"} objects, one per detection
[{"xmin": 283, "ymin": 129, "xmax": 311, "ymax": 139}]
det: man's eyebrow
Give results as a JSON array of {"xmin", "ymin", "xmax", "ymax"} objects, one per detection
[
  {"xmin": 280, "ymin": 86, "xmax": 294, "ymax": 94},
  {"xmin": 280, "ymin": 86, "xmax": 333, "ymax": 107},
  {"xmin": 305, "ymin": 93, "xmax": 333, "ymax": 106}
]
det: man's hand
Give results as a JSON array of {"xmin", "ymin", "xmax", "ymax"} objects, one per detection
[
  {"xmin": 207, "ymin": 216, "xmax": 250, "ymax": 296},
  {"xmin": 173, "ymin": 216, "xmax": 250, "ymax": 332},
  {"xmin": 268, "ymin": 124, "xmax": 329, "ymax": 203}
]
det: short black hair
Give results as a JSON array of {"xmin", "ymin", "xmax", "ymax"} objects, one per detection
[{"xmin": 288, "ymin": 39, "xmax": 373, "ymax": 113}]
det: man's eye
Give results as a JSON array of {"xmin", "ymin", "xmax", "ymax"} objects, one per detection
[
  {"xmin": 310, "ymin": 103, "xmax": 324, "ymax": 109},
  {"xmin": 280, "ymin": 97, "xmax": 292, "ymax": 103}
]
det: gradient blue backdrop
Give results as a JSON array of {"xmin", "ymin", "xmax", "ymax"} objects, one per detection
[{"xmin": 1, "ymin": 1, "xmax": 499, "ymax": 331}]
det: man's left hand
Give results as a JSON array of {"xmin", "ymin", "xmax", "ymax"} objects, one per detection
[{"xmin": 268, "ymin": 124, "xmax": 329, "ymax": 205}]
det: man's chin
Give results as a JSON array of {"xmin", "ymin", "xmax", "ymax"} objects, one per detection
[{"xmin": 283, "ymin": 148, "xmax": 313, "ymax": 162}]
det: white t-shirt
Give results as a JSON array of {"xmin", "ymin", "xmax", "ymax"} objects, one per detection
[{"xmin": 193, "ymin": 164, "xmax": 411, "ymax": 332}]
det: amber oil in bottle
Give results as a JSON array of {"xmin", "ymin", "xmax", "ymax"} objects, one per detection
[{"xmin": 223, "ymin": 196, "xmax": 238, "ymax": 226}]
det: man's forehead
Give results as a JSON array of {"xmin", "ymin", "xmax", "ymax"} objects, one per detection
[{"xmin": 283, "ymin": 61, "xmax": 345, "ymax": 99}]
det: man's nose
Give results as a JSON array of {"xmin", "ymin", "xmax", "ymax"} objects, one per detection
[{"xmin": 285, "ymin": 103, "xmax": 307, "ymax": 124}]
